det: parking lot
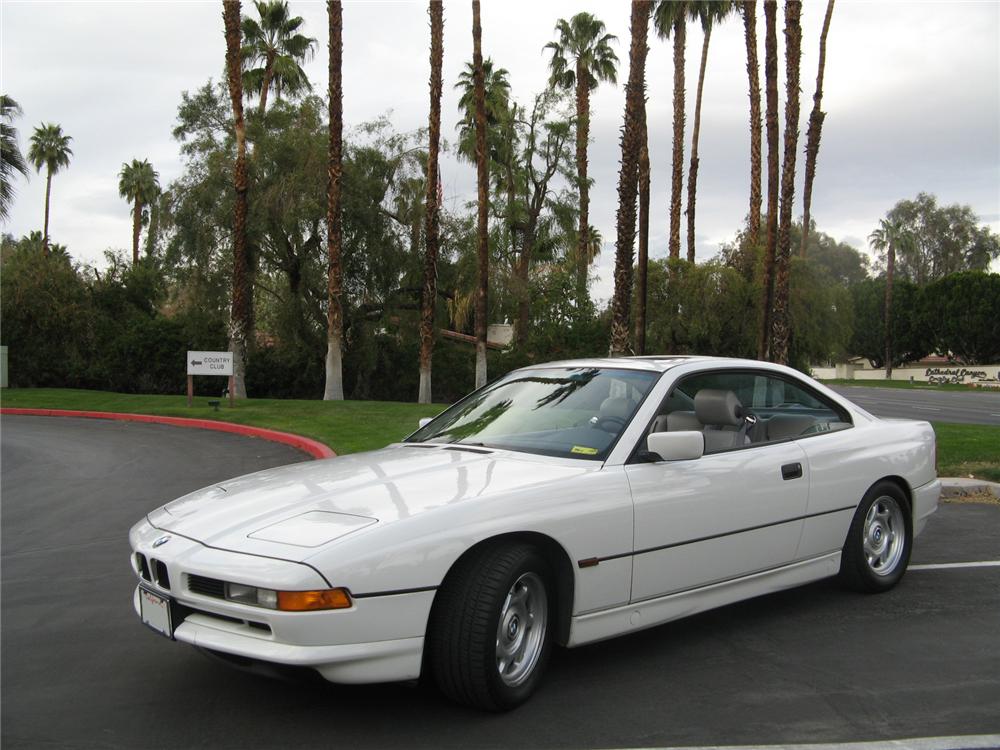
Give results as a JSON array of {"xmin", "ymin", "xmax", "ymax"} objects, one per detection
[{"xmin": 2, "ymin": 415, "xmax": 998, "ymax": 749}]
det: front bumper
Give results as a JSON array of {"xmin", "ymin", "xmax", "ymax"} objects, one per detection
[
  {"xmin": 132, "ymin": 587, "xmax": 426, "ymax": 683},
  {"xmin": 130, "ymin": 519, "xmax": 434, "ymax": 684}
]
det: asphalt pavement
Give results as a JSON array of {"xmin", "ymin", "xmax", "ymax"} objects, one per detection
[
  {"xmin": 828, "ymin": 384, "xmax": 1000, "ymax": 425},
  {"xmin": 2, "ymin": 414, "xmax": 999, "ymax": 749}
]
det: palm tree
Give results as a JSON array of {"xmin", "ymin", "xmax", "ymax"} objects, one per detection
[
  {"xmin": 454, "ymin": 58, "xmax": 511, "ymax": 162},
  {"xmin": 869, "ymin": 218, "xmax": 910, "ymax": 379},
  {"xmin": 685, "ymin": 1, "xmax": 735, "ymax": 262},
  {"xmin": 471, "ymin": 0, "xmax": 489, "ymax": 389},
  {"xmin": 324, "ymin": 0, "xmax": 345, "ymax": 401},
  {"xmin": 27, "ymin": 123, "xmax": 72, "ymax": 256},
  {"xmin": 756, "ymin": 0, "xmax": 779, "ymax": 360},
  {"xmin": 118, "ymin": 159, "xmax": 160, "ymax": 265},
  {"xmin": 769, "ymin": 0, "xmax": 802, "ymax": 367},
  {"xmin": 419, "ymin": 0, "xmax": 444, "ymax": 405},
  {"xmin": 1, "ymin": 95, "xmax": 30, "ymax": 223},
  {"xmin": 634, "ymin": 98, "xmax": 651, "ymax": 355},
  {"xmin": 223, "ymin": 0, "xmax": 252, "ymax": 399},
  {"xmin": 742, "ymin": 1, "xmax": 762, "ymax": 249},
  {"xmin": 241, "ymin": 0, "xmax": 316, "ymax": 116},
  {"xmin": 653, "ymin": 0, "xmax": 687, "ymax": 260},
  {"xmin": 800, "ymin": 0, "xmax": 836, "ymax": 257},
  {"xmin": 610, "ymin": 0, "xmax": 652, "ymax": 356},
  {"xmin": 544, "ymin": 13, "xmax": 618, "ymax": 316}
]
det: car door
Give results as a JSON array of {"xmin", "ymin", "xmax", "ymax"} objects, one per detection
[{"xmin": 625, "ymin": 369, "xmax": 811, "ymax": 602}]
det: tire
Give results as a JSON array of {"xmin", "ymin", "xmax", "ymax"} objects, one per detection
[
  {"xmin": 428, "ymin": 542, "xmax": 553, "ymax": 711},
  {"xmin": 838, "ymin": 480, "xmax": 912, "ymax": 593}
]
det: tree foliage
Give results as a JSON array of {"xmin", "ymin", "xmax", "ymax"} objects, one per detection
[
  {"xmin": 922, "ymin": 272, "xmax": 1000, "ymax": 364},
  {"xmin": 849, "ymin": 278, "xmax": 931, "ymax": 369},
  {"xmin": 1, "ymin": 95, "xmax": 29, "ymax": 222},
  {"xmin": 878, "ymin": 192, "xmax": 1000, "ymax": 283}
]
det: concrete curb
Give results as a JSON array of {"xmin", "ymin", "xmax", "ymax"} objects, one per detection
[
  {"xmin": 939, "ymin": 477, "xmax": 1000, "ymax": 499},
  {"xmin": 0, "ymin": 408, "xmax": 336, "ymax": 460}
]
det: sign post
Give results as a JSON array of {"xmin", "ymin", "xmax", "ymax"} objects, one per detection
[{"xmin": 186, "ymin": 351, "xmax": 236, "ymax": 407}]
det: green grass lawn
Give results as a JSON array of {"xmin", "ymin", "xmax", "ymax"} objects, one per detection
[
  {"xmin": 1, "ymin": 388, "xmax": 444, "ymax": 456},
  {"xmin": 932, "ymin": 422, "xmax": 1000, "ymax": 483},
  {"xmin": 3, "ymin": 389, "xmax": 998, "ymax": 481}
]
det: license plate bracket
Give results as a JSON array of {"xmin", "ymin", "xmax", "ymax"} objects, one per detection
[{"xmin": 139, "ymin": 585, "xmax": 174, "ymax": 639}]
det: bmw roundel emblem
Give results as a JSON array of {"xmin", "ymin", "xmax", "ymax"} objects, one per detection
[{"xmin": 152, "ymin": 535, "xmax": 172, "ymax": 548}]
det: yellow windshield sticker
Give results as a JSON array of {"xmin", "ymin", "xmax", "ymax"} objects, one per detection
[{"xmin": 571, "ymin": 445, "xmax": 598, "ymax": 455}]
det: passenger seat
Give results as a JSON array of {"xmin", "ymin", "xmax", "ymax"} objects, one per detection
[{"xmin": 694, "ymin": 389, "xmax": 750, "ymax": 453}]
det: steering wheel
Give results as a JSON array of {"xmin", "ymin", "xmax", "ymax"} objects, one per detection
[{"xmin": 592, "ymin": 415, "xmax": 626, "ymax": 433}]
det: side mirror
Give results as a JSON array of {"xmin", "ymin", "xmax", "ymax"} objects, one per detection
[
  {"xmin": 418, "ymin": 417, "xmax": 433, "ymax": 429},
  {"xmin": 646, "ymin": 431, "xmax": 704, "ymax": 462}
]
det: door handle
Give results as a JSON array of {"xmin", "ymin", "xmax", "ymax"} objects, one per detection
[{"xmin": 781, "ymin": 462, "xmax": 803, "ymax": 480}]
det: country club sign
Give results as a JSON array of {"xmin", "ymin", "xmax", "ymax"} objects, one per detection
[
  {"xmin": 187, "ymin": 351, "xmax": 234, "ymax": 376},
  {"xmin": 186, "ymin": 351, "xmax": 235, "ymax": 407}
]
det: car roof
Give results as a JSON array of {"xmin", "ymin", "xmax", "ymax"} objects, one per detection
[{"xmin": 511, "ymin": 355, "xmax": 715, "ymax": 374}]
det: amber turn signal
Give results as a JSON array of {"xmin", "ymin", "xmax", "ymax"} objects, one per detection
[{"xmin": 277, "ymin": 588, "xmax": 352, "ymax": 611}]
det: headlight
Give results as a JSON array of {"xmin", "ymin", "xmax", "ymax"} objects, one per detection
[
  {"xmin": 224, "ymin": 583, "xmax": 351, "ymax": 611},
  {"xmin": 225, "ymin": 583, "xmax": 278, "ymax": 608}
]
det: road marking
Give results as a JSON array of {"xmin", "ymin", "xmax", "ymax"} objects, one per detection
[
  {"xmin": 616, "ymin": 733, "xmax": 1000, "ymax": 750},
  {"xmin": 911, "ymin": 406, "xmax": 941, "ymax": 411},
  {"xmin": 910, "ymin": 561, "xmax": 1000, "ymax": 570}
]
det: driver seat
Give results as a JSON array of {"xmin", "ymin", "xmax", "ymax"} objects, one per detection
[{"xmin": 598, "ymin": 397, "xmax": 635, "ymax": 424}]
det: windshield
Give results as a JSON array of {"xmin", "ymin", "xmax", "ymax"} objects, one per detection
[{"xmin": 406, "ymin": 367, "xmax": 659, "ymax": 460}]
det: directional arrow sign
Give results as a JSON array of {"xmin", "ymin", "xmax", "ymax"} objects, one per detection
[{"xmin": 187, "ymin": 351, "xmax": 233, "ymax": 376}]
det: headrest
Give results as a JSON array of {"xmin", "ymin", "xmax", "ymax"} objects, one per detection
[
  {"xmin": 599, "ymin": 397, "xmax": 634, "ymax": 420},
  {"xmin": 694, "ymin": 389, "xmax": 744, "ymax": 427}
]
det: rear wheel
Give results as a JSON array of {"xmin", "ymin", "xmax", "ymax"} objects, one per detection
[
  {"xmin": 428, "ymin": 543, "xmax": 553, "ymax": 711},
  {"xmin": 839, "ymin": 481, "xmax": 912, "ymax": 592}
]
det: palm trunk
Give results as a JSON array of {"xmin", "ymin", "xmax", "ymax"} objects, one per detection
[
  {"xmin": 42, "ymin": 169, "xmax": 52, "ymax": 256},
  {"xmin": 575, "ymin": 67, "xmax": 591, "ymax": 318},
  {"xmin": 743, "ymin": 0, "xmax": 762, "ymax": 249},
  {"xmin": 258, "ymin": 50, "xmax": 276, "ymax": 117},
  {"xmin": 884, "ymin": 242, "xmax": 894, "ymax": 379},
  {"xmin": 770, "ymin": 0, "xmax": 802, "ymax": 367},
  {"xmin": 668, "ymin": 4, "xmax": 686, "ymax": 260},
  {"xmin": 144, "ymin": 200, "xmax": 160, "ymax": 258},
  {"xmin": 224, "ymin": 0, "xmax": 250, "ymax": 399},
  {"xmin": 756, "ymin": 0, "xmax": 779, "ymax": 361},
  {"xmin": 132, "ymin": 199, "xmax": 142, "ymax": 264},
  {"xmin": 610, "ymin": 0, "xmax": 651, "ymax": 356},
  {"xmin": 472, "ymin": 0, "xmax": 489, "ymax": 389},
  {"xmin": 634, "ymin": 103, "xmax": 650, "ymax": 355},
  {"xmin": 418, "ymin": 0, "xmax": 443, "ymax": 405},
  {"xmin": 685, "ymin": 22, "xmax": 711, "ymax": 263},
  {"xmin": 324, "ymin": 0, "xmax": 345, "ymax": 400},
  {"xmin": 800, "ymin": 0, "xmax": 835, "ymax": 258}
]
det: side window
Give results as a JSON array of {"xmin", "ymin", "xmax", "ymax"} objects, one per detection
[
  {"xmin": 645, "ymin": 370, "xmax": 851, "ymax": 455},
  {"xmin": 748, "ymin": 375, "xmax": 851, "ymax": 441}
]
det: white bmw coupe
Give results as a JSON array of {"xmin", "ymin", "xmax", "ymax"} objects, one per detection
[{"xmin": 130, "ymin": 356, "xmax": 940, "ymax": 710}]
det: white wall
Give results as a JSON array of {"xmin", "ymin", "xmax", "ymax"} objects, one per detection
[{"xmin": 812, "ymin": 362, "xmax": 1000, "ymax": 385}]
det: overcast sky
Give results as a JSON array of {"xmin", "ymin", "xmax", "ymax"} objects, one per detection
[{"xmin": 3, "ymin": 0, "xmax": 998, "ymax": 302}]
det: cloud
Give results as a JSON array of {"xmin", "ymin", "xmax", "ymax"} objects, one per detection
[{"xmin": 2, "ymin": 0, "xmax": 996, "ymax": 284}]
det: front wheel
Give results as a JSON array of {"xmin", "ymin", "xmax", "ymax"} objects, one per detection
[
  {"xmin": 428, "ymin": 543, "xmax": 553, "ymax": 711},
  {"xmin": 839, "ymin": 481, "xmax": 912, "ymax": 592}
]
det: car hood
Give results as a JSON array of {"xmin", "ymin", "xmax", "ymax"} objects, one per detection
[{"xmin": 148, "ymin": 444, "xmax": 593, "ymax": 562}]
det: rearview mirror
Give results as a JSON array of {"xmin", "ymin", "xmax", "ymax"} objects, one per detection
[
  {"xmin": 646, "ymin": 431, "xmax": 704, "ymax": 462},
  {"xmin": 418, "ymin": 417, "xmax": 433, "ymax": 429}
]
